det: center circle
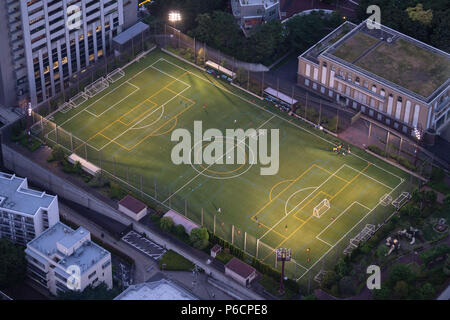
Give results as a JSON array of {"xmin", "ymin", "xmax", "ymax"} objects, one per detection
[{"xmin": 189, "ymin": 136, "xmax": 255, "ymax": 180}]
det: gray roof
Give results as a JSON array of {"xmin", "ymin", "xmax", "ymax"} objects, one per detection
[
  {"xmin": 114, "ymin": 278, "xmax": 198, "ymax": 300},
  {"xmin": 27, "ymin": 222, "xmax": 110, "ymax": 275},
  {"xmin": 113, "ymin": 22, "xmax": 149, "ymax": 45},
  {"xmin": 0, "ymin": 172, "xmax": 55, "ymax": 216}
]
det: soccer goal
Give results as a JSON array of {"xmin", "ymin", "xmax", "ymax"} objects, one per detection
[
  {"xmin": 313, "ymin": 199, "xmax": 330, "ymax": 218},
  {"xmin": 106, "ymin": 68, "xmax": 125, "ymax": 83},
  {"xmin": 60, "ymin": 101, "xmax": 75, "ymax": 114},
  {"xmin": 392, "ymin": 192, "xmax": 411, "ymax": 209},
  {"xmin": 69, "ymin": 92, "xmax": 89, "ymax": 108},
  {"xmin": 380, "ymin": 193, "xmax": 393, "ymax": 206},
  {"xmin": 85, "ymin": 77, "xmax": 109, "ymax": 98}
]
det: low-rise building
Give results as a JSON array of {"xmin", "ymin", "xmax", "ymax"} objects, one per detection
[
  {"xmin": 297, "ymin": 20, "xmax": 450, "ymax": 138},
  {"xmin": 118, "ymin": 195, "xmax": 147, "ymax": 221},
  {"xmin": 231, "ymin": 0, "xmax": 280, "ymax": 32},
  {"xmin": 25, "ymin": 222, "xmax": 112, "ymax": 296},
  {"xmin": 0, "ymin": 171, "xmax": 59, "ymax": 245},
  {"xmin": 114, "ymin": 278, "xmax": 198, "ymax": 300},
  {"xmin": 225, "ymin": 257, "xmax": 257, "ymax": 287}
]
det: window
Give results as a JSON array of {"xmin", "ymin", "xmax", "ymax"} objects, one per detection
[
  {"xmin": 304, "ymin": 79, "xmax": 310, "ymax": 86},
  {"xmin": 320, "ymin": 86, "xmax": 325, "ymax": 93},
  {"xmin": 88, "ymin": 270, "xmax": 97, "ymax": 279},
  {"xmin": 312, "ymin": 82, "xmax": 317, "ymax": 90},
  {"xmin": 355, "ymin": 77, "xmax": 360, "ymax": 85},
  {"xmin": 328, "ymin": 90, "xmax": 333, "ymax": 98}
]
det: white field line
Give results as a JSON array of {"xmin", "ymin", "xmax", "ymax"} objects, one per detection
[
  {"xmin": 298, "ymin": 179, "xmax": 404, "ymax": 281},
  {"xmin": 316, "ymin": 201, "xmax": 370, "ymax": 240},
  {"xmin": 54, "ymin": 58, "xmax": 164, "ymax": 129},
  {"xmin": 258, "ymin": 164, "xmax": 346, "ymax": 241},
  {"xmin": 44, "ymin": 131, "xmax": 102, "ymax": 152},
  {"xmin": 150, "ymin": 64, "xmax": 191, "ymax": 88},
  {"xmin": 130, "ymin": 106, "xmax": 165, "ymax": 130},
  {"xmin": 162, "ymin": 115, "xmax": 276, "ymax": 204},
  {"xmin": 85, "ymin": 82, "xmax": 140, "ymax": 118},
  {"xmin": 99, "ymin": 85, "xmax": 191, "ymax": 151},
  {"xmin": 284, "ymin": 186, "xmax": 318, "ymax": 216},
  {"xmin": 343, "ymin": 164, "xmax": 396, "ymax": 190},
  {"xmin": 316, "ymin": 237, "xmax": 333, "ymax": 247},
  {"xmin": 159, "ymin": 57, "xmax": 405, "ymax": 184}
]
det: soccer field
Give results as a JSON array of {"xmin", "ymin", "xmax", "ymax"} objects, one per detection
[{"xmin": 35, "ymin": 49, "xmax": 410, "ymax": 281}]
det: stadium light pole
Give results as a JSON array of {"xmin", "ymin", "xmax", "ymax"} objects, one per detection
[
  {"xmin": 276, "ymin": 248, "xmax": 291, "ymax": 295},
  {"xmin": 168, "ymin": 11, "xmax": 182, "ymax": 47}
]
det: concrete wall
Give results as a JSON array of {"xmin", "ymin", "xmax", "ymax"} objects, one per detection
[{"xmin": 1, "ymin": 144, "xmax": 130, "ymax": 227}]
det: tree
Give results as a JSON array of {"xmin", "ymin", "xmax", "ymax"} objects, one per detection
[
  {"xmin": 418, "ymin": 282, "xmax": 435, "ymax": 300},
  {"xmin": 51, "ymin": 145, "xmax": 65, "ymax": 162},
  {"xmin": 0, "ymin": 238, "xmax": 27, "ymax": 289},
  {"xmin": 339, "ymin": 276, "xmax": 356, "ymax": 296},
  {"xmin": 320, "ymin": 270, "xmax": 339, "ymax": 290},
  {"xmin": 159, "ymin": 217, "xmax": 174, "ymax": 232},
  {"xmin": 387, "ymin": 264, "xmax": 415, "ymax": 288},
  {"xmin": 393, "ymin": 280, "xmax": 409, "ymax": 299},
  {"xmin": 373, "ymin": 286, "xmax": 391, "ymax": 300},
  {"xmin": 189, "ymin": 227, "xmax": 209, "ymax": 250},
  {"xmin": 57, "ymin": 282, "xmax": 119, "ymax": 300},
  {"xmin": 174, "ymin": 224, "xmax": 186, "ymax": 237},
  {"xmin": 406, "ymin": 4, "xmax": 433, "ymax": 25},
  {"xmin": 443, "ymin": 256, "xmax": 450, "ymax": 276}
]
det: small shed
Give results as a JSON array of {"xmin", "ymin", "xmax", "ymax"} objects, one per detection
[
  {"xmin": 225, "ymin": 257, "xmax": 257, "ymax": 287},
  {"xmin": 210, "ymin": 244, "xmax": 222, "ymax": 258},
  {"xmin": 118, "ymin": 195, "xmax": 147, "ymax": 221}
]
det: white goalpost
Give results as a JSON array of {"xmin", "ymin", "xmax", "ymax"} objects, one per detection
[
  {"xmin": 313, "ymin": 199, "xmax": 330, "ymax": 218},
  {"xmin": 84, "ymin": 77, "xmax": 109, "ymax": 98},
  {"xmin": 106, "ymin": 68, "xmax": 125, "ymax": 83}
]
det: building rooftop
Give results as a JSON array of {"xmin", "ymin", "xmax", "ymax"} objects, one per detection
[
  {"xmin": 225, "ymin": 257, "xmax": 256, "ymax": 279},
  {"xmin": 113, "ymin": 22, "xmax": 149, "ymax": 45},
  {"xmin": 163, "ymin": 210, "xmax": 200, "ymax": 235},
  {"xmin": 118, "ymin": 195, "xmax": 147, "ymax": 214},
  {"xmin": 114, "ymin": 279, "xmax": 198, "ymax": 300},
  {"xmin": 0, "ymin": 172, "xmax": 56, "ymax": 216},
  {"xmin": 27, "ymin": 222, "xmax": 110, "ymax": 275},
  {"xmin": 322, "ymin": 20, "xmax": 450, "ymax": 101},
  {"xmin": 238, "ymin": 0, "xmax": 278, "ymax": 7}
]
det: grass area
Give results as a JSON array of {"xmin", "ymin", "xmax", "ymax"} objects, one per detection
[
  {"xmin": 332, "ymin": 32, "xmax": 378, "ymax": 63},
  {"xmin": 159, "ymin": 250, "xmax": 195, "ymax": 271},
  {"xmin": 34, "ymin": 49, "xmax": 411, "ymax": 283},
  {"xmin": 357, "ymin": 39, "xmax": 450, "ymax": 97}
]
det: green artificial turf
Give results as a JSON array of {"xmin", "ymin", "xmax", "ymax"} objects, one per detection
[{"xmin": 36, "ymin": 49, "xmax": 411, "ymax": 282}]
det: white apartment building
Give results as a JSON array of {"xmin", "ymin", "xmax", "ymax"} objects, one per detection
[
  {"xmin": 25, "ymin": 221, "xmax": 113, "ymax": 296},
  {"xmin": 0, "ymin": 171, "xmax": 59, "ymax": 245},
  {"xmin": 231, "ymin": 0, "xmax": 279, "ymax": 32},
  {"xmin": 0, "ymin": 0, "xmax": 138, "ymax": 111}
]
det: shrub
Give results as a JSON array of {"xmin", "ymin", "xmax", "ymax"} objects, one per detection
[
  {"xmin": 159, "ymin": 217, "xmax": 174, "ymax": 232},
  {"xmin": 50, "ymin": 145, "xmax": 65, "ymax": 162},
  {"xmin": 108, "ymin": 182, "xmax": 127, "ymax": 200},
  {"xmin": 189, "ymin": 227, "xmax": 209, "ymax": 250},
  {"xmin": 174, "ymin": 224, "xmax": 186, "ymax": 237}
]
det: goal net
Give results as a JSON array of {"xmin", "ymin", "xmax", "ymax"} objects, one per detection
[
  {"xmin": 350, "ymin": 224, "xmax": 376, "ymax": 247},
  {"xmin": 380, "ymin": 194, "xmax": 393, "ymax": 206},
  {"xmin": 84, "ymin": 77, "xmax": 109, "ymax": 98},
  {"xmin": 106, "ymin": 68, "xmax": 125, "ymax": 83},
  {"xmin": 313, "ymin": 199, "xmax": 330, "ymax": 218},
  {"xmin": 392, "ymin": 192, "xmax": 411, "ymax": 208},
  {"xmin": 69, "ymin": 92, "xmax": 89, "ymax": 108}
]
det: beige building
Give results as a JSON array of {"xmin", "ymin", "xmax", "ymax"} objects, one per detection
[{"xmin": 297, "ymin": 20, "xmax": 450, "ymax": 138}]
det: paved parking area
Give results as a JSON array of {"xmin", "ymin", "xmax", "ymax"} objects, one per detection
[{"xmin": 122, "ymin": 231, "xmax": 167, "ymax": 260}]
